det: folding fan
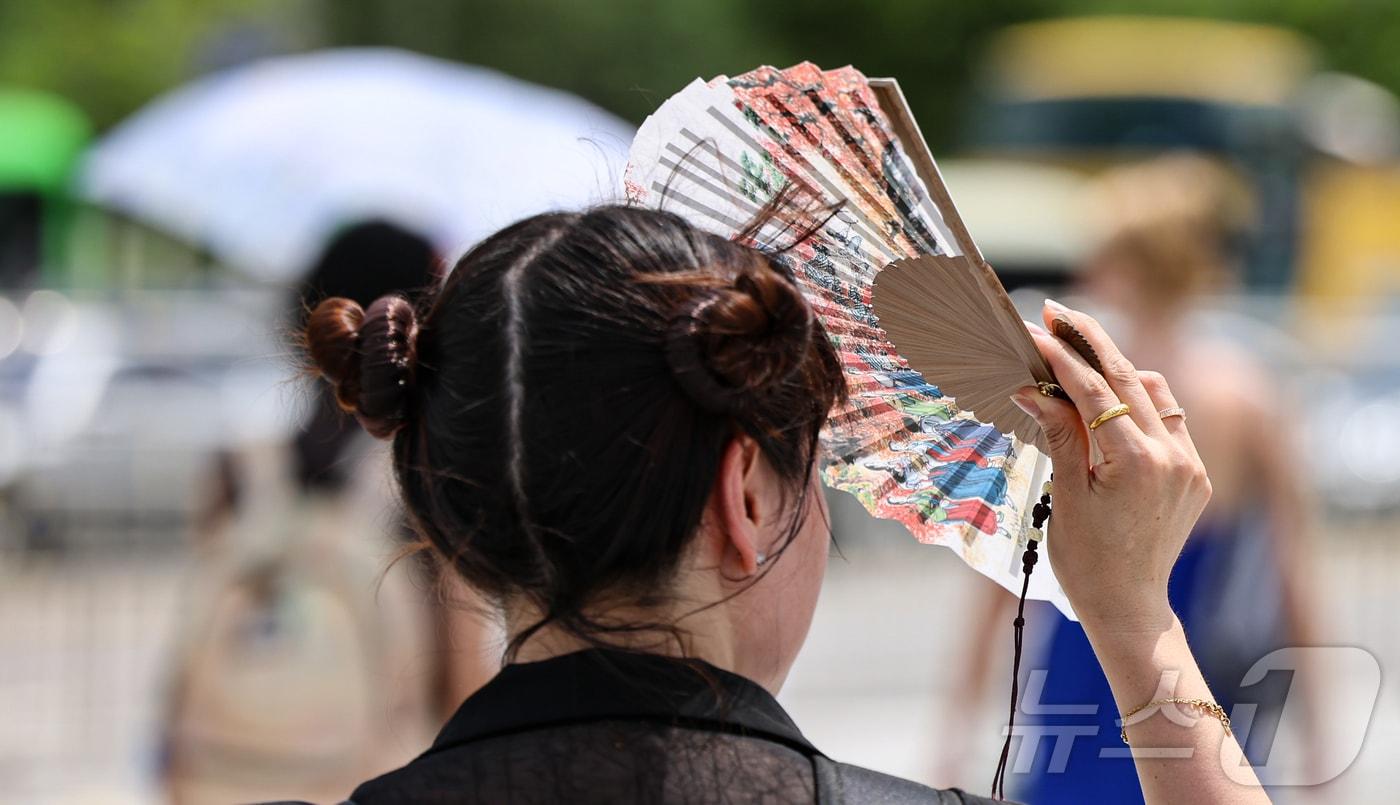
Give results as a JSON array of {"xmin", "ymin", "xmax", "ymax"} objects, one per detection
[{"xmin": 625, "ymin": 63, "xmax": 1072, "ymax": 617}]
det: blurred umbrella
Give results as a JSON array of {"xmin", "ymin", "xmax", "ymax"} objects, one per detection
[{"xmin": 77, "ymin": 48, "xmax": 634, "ymax": 280}]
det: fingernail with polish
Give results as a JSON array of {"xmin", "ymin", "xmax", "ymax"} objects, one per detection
[
  {"xmin": 1022, "ymin": 318, "xmax": 1048, "ymax": 336},
  {"xmin": 1044, "ymin": 298, "xmax": 1070, "ymax": 314},
  {"xmin": 1010, "ymin": 390, "xmax": 1042, "ymax": 420}
]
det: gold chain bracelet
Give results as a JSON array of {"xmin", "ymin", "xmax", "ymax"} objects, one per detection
[{"xmin": 1120, "ymin": 697, "xmax": 1232, "ymax": 745}]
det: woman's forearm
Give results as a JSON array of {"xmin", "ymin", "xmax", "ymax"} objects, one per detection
[{"xmin": 1083, "ymin": 606, "xmax": 1269, "ymax": 804}]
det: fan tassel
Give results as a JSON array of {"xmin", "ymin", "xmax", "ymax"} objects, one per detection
[{"xmin": 991, "ymin": 480, "xmax": 1052, "ymax": 800}]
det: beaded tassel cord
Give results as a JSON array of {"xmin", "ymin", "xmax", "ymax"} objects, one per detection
[{"xmin": 991, "ymin": 479, "xmax": 1053, "ymax": 800}]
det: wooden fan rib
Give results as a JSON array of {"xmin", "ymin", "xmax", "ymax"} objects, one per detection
[
  {"xmin": 877, "ymin": 319, "xmax": 1027, "ymax": 366},
  {"xmin": 875, "ymin": 257, "xmax": 1004, "ymax": 333},
  {"xmin": 874, "ymin": 272, "xmax": 997, "ymax": 339},
  {"xmin": 870, "ymin": 254, "xmax": 1049, "ymax": 449},
  {"xmin": 893, "ymin": 339, "xmax": 1027, "ymax": 366},
  {"xmin": 877, "ymin": 307, "xmax": 1025, "ymax": 354},
  {"xmin": 886, "ymin": 251, "xmax": 1049, "ymax": 389},
  {"xmin": 889, "ymin": 255, "xmax": 1000, "ymax": 311},
  {"xmin": 970, "ymin": 258, "xmax": 1054, "ymax": 386}
]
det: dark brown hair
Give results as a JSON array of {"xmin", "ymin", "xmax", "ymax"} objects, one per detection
[{"xmin": 302, "ymin": 204, "xmax": 846, "ymax": 656}]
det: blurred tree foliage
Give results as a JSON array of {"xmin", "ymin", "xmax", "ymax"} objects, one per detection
[
  {"xmin": 318, "ymin": 0, "xmax": 1400, "ymax": 150},
  {"xmin": 4, "ymin": 0, "xmax": 1400, "ymax": 150},
  {"xmin": 0, "ymin": 0, "xmax": 309, "ymax": 128},
  {"xmin": 321, "ymin": 0, "xmax": 1035, "ymax": 149}
]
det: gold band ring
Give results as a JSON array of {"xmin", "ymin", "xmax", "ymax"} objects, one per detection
[
  {"xmin": 1088, "ymin": 403, "xmax": 1131, "ymax": 430},
  {"xmin": 1158, "ymin": 407, "xmax": 1186, "ymax": 421}
]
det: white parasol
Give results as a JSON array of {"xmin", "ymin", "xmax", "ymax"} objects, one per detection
[{"xmin": 79, "ymin": 48, "xmax": 634, "ymax": 280}]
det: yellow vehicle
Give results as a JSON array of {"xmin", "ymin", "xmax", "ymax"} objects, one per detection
[{"xmin": 956, "ymin": 16, "xmax": 1400, "ymax": 321}]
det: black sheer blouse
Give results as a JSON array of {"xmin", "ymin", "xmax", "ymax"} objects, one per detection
[{"xmin": 330, "ymin": 649, "xmax": 1004, "ymax": 804}]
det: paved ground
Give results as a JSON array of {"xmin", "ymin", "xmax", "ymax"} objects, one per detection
[{"xmin": 1, "ymin": 494, "xmax": 1396, "ymax": 802}]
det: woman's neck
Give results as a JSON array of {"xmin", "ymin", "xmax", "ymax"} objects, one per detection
[{"xmin": 507, "ymin": 598, "xmax": 740, "ymax": 679}]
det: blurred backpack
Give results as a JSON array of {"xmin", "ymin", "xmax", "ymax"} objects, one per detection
[{"xmin": 161, "ymin": 443, "xmax": 436, "ymax": 805}]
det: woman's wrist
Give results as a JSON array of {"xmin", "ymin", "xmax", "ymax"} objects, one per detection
[
  {"xmin": 1070, "ymin": 585, "xmax": 1175, "ymax": 640},
  {"xmin": 1079, "ymin": 604, "xmax": 1198, "ymax": 713},
  {"xmin": 1077, "ymin": 591, "xmax": 1178, "ymax": 672}
]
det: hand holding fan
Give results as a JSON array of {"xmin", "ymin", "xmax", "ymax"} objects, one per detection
[{"xmin": 626, "ymin": 63, "xmax": 1077, "ymax": 616}]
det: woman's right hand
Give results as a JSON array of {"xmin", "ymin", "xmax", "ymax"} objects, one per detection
[
  {"xmin": 1010, "ymin": 301, "xmax": 1270, "ymax": 804},
  {"xmin": 1010, "ymin": 300, "xmax": 1213, "ymax": 634}
]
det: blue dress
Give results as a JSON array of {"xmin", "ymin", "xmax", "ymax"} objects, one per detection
[{"xmin": 1010, "ymin": 519, "xmax": 1288, "ymax": 804}]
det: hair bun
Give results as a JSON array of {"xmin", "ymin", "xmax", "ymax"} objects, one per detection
[
  {"xmin": 305, "ymin": 294, "xmax": 420, "ymax": 439},
  {"xmin": 666, "ymin": 260, "xmax": 814, "ymax": 414}
]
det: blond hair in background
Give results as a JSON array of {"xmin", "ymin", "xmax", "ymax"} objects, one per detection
[{"xmin": 1084, "ymin": 153, "xmax": 1255, "ymax": 310}]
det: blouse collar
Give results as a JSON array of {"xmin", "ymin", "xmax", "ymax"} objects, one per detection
[{"xmin": 425, "ymin": 648, "xmax": 820, "ymax": 758}]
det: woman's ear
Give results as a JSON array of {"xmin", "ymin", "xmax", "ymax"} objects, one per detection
[{"xmin": 708, "ymin": 434, "xmax": 773, "ymax": 576}]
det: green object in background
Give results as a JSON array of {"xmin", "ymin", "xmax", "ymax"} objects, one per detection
[
  {"xmin": 0, "ymin": 88, "xmax": 92, "ymax": 285},
  {"xmin": 0, "ymin": 88, "xmax": 91, "ymax": 192}
]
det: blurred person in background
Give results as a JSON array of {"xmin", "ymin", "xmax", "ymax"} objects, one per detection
[
  {"xmin": 944, "ymin": 155, "xmax": 1320, "ymax": 803},
  {"xmin": 163, "ymin": 221, "xmax": 500, "ymax": 804},
  {"xmin": 289, "ymin": 220, "xmax": 504, "ymax": 713}
]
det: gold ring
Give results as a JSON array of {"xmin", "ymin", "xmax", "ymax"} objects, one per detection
[
  {"xmin": 1088, "ymin": 402, "xmax": 1131, "ymax": 430},
  {"xmin": 1158, "ymin": 407, "xmax": 1186, "ymax": 421}
]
